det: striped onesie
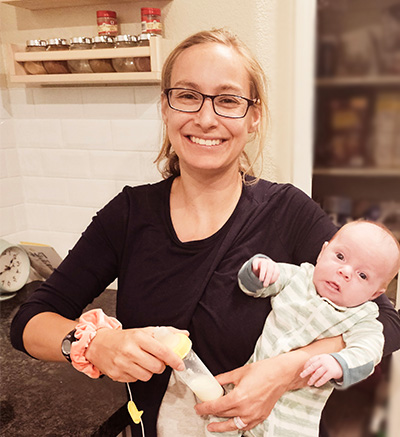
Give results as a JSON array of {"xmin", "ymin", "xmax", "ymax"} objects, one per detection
[{"xmin": 237, "ymin": 256, "xmax": 384, "ymax": 437}]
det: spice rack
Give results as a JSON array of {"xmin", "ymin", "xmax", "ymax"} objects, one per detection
[
  {"xmin": 0, "ymin": 0, "xmax": 144, "ymax": 10},
  {"xmin": 8, "ymin": 36, "xmax": 167, "ymax": 85}
]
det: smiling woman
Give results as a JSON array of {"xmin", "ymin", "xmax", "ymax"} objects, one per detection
[
  {"xmin": 158, "ymin": 41, "xmax": 261, "ymax": 187},
  {"xmin": 10, "ymin": 28, "xmax": 400, "ymax": 437},
  {"xmin": 156, "ymin": 30, "xmax": 269, "ymax": 183}
]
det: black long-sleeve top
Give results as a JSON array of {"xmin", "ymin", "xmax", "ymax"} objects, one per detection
[{"xmin": 11, "ymin": 177, "xmax": 400, "ymax": 437}]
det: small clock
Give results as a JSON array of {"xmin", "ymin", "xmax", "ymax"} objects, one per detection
[{"xmin": 0, "ymin": 239, "xmax": 31, "ymax": 299}]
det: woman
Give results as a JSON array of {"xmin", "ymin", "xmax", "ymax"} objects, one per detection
[{"xmin": 11, "ymin": 29, "xmax": 400, "ymax": 437}]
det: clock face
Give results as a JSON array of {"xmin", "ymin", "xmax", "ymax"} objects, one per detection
[{"xmin": 0, "ymin": 246, "xmax": 30, "ymax": 293}]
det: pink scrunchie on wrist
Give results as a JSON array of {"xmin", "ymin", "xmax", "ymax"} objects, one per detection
[{"xmin": 70, "ymin": 308, "xmax": 122, "ymax": 378}]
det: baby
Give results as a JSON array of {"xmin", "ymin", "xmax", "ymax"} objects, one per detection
[{"xmin": 236, "ymin": 220, "xmax": 400, "ymax": 437}]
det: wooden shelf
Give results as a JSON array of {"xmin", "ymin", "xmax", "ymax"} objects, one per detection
[
  {"xmin": 317, "ymin": 75, "xmax": 400, "ymax": 87},
  {"xmin": 14, "ymin": 47, "xmax": 152, "ymax": 62},
  {"xmin": 1, "ymin": 0, "xmax": 144, "ymax": 10},
  {"xmin": 10, "ymin": 72, "xmax": 161, "ymax": 85},
  {"xmin": 313, "ymin": 167, "xmax": 400, "ymax": 177},
  {"xmin": 7, "ymin": 37, "xmax": 170, "ymax": 86}
]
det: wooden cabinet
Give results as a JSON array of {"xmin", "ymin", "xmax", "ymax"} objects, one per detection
[{"xmin": 313, "ymin": 3, "xmax": 400, "ymax": 311}]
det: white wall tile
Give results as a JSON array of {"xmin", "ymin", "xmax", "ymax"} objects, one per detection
[
  {"xmin": 13, "ymin": 119, "xmax": 62, "ymax": 149},
  {"xmin": 81, "ymin": 86, "xmax": 136, "ymax": 119},
  {"xmin": 61, "ymin": 119, "xmax": 113, "ymax": 150},
  {"xmin": 40, "ymin": 149, "xmax": 91, "ymax": 178},
  {"xmin": 4, "ymin": 83, "xmax": 167, "ymax": 250},
  {"xmin": 67, "ymin": 178, "xmax": 118, "ymax": 208},
  {"xmin": 25, "ymin": 203, "xmax": 51, "ymax": 231},
  {"xmin": 0, "ymin": 177, "xmax": 24, "ymax": 206},
  {"xmin": 14, "ymin": 119, "xmax": 43, "ymax": 147},
  {"xmin": 1, "ymin": 148, "xmax": 20, "ymax": 177},
  {"xmin": 0, "ymin": 205, "xmax": 27, "ymax": 237},
  {"xmin": 8, "ymin": 148, "xmax": 21, "ymax": 177},
  {"xmin": 133, "ymin": 86, "xmax": 162, "ymax": 119},
  {"xmin": 33, "ymin": 87, "xmax": 84, "ymax": 119},
  {"xmin": 89, "ymin": 150, "xmax": 137, "ymax": 180},
  {"xmin": 111, "ymin": 119, "xmax": 163, "ymax": 151},
  {"xmin": 0, "ymin": 150, "xmax": 7, "ymax": 178},
  {"xmin": 0, "ymin": 119, "xmax": 16, "ymax": 147},
  {"xmin": 38, "ymin": 119, "xmax": 63, "ymax": 148},
  {"xmin": 141, "ymin": 151, "xmax": 160, "ymax": 181},
  {"xmin": 0, "ymin": 206, "xmax": 18, "ymax": 235},
  {"xmin": 0, "ymin": 88, "xmax": 12, "ymax": 120},
  {"xmin": 13, "ymin": 204, "xmax": 28, "ymax": 233},
  {"xmin": 45, "ymin": 205, "xmax": 96, "ymax": 234},
  {"xmin": 18, "ymin": 148, "xmax": 44, "ymax": 176},
  {"xmin": 23, "ymin": 176, "xmax": 68, "ymax": 205},
  {"xmin": 8, "ymin": 88, "xmax": 35, "ymax": 119}
]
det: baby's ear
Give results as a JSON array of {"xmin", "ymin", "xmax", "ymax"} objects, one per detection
[
  {"xmin": 370, "ymin": 288, "xmax": 386, "ymax": 301},
  {"xmin": 316, "ymin": 241, "xmax": 329, "ymax": 263}
]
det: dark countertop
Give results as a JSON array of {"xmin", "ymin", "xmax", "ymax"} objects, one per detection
[{"xmin": 1, "ymin": 282, "xmax": 130, "ymax": 436}]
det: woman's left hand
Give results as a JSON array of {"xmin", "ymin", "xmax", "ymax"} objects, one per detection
[
  {"xmin": 194, "ymin": 336, "xmax": 344, "ymax": 433},
  {"xmin": 194, "ymin": 355, "xmax": 290, "ymax": 433}
]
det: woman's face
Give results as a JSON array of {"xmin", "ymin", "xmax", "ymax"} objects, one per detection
[{"xmin": 161, "ymin": 42, "xmax": 260, "ymax": 177}]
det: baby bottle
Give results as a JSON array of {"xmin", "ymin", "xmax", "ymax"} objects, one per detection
[{"xmin": 154, "ymin": 327, "xmax": 224, "ymax": 402}]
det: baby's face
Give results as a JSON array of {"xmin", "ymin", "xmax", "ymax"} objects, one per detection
[{"xmin": 313, "ymin": 223, "xmax": 395, "ymax": 307}]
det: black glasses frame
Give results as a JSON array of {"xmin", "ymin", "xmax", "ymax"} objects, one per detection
[{"xmin": 163, "ymin": 88, "xmax": 258, "ymax": 119}]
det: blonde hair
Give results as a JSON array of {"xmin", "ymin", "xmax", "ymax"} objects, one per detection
[{"xmin": 154, "ymin": 28, "xmax": 269, "ymax": 183}]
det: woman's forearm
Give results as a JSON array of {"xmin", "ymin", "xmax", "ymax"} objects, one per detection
[
  {"xmin": 22, "ymin": 312, "xmax": 77, "ymax": 361},
  {"xmin": 285, "ymin": 336, "xmax": 345, "ymax": 390}
]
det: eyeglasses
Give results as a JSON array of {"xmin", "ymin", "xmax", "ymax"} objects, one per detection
[{"xmin": 164, "ymin": 88, "xmax": 258, "ymax": 119}]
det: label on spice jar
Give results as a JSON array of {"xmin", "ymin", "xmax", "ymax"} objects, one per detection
[
  {"xmin": 97, "ymin": 10, "xmax": 118, "ymax": 36},
  {"xmin": 98, "ymin": 22, "xmax": 118, "ymax": 36},
  {"xmin": 141, "ymin": 20, "xmax": 162, "ymax": 35}
]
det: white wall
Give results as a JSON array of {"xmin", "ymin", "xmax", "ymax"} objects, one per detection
[{"xmin": 0, "ymin": 0, "xmax": 308, "ymax": 258}]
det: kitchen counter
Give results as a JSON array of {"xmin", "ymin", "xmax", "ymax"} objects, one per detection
[{"xmin": 0, "ymin": 281, "xmax": 130, "ymax": 436}]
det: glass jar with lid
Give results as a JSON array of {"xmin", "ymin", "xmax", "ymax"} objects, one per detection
[
  {"xmin": 89, "ymin": 36, "xmax": 115, "ymax": 73},
  {"xmin": 43, "ymin": 38, "xmax": 70, "ymax": 74},
  {"xmin": 112, "ymin": 35, "xmax": 138, "ymax": 72},
  {"xmin": 135, "ymin": 33, "xmax": 151, "ymax": 72},
  {"xmin": 141, "ymin": 7, "xmax": 162, "ymax": 36},
  {"xmin": 67, "ymin": 37, "xmax": 93, "ymax": 73},
  {"xmin": 23, "ymin": 40, "xmax": 47, "ymax": 75}
]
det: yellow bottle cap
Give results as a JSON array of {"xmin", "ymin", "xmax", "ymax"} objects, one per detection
[{"xmin": 172, "ymin": 333, "xmax": 192, "ymax": 359}]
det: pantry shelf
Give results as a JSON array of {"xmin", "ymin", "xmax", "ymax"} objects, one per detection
[
  {"xmin": 313, "ymin": 167, "xmax": 400, "ymax": 177},
  {"xmin": 317, "ymin": 75, "xmax": 400, "ymax": 87}
]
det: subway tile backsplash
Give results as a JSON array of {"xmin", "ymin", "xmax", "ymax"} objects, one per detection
[{"xmin": 1, "ymin": 85, "xmax": 163, "ymax": 259}]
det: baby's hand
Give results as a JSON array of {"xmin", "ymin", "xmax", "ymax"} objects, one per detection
[
  {"xmin": 300, "ymin": 354, "xmax": 343, "ymax": 387},
  {"xmin": 252, "ymin": 258, "xmax": 280, "ymax": 287}
]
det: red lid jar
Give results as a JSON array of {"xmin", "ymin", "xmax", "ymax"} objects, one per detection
[
  {"xmin": 97, "ymin": 10, "xmax": 118, "ymax": 36},
  {"xmin": 141, "ymin": 7, "xmax": 162, "ymax": 35}
]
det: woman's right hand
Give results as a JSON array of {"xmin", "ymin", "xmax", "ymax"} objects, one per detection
[{"xmin": 85, "ymin": 326, "xmax": 186, "ymax": 382}]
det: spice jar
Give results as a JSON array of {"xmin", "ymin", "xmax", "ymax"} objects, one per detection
[
  {"xmin": 112, "ymin": 35, "xmax": 138, "ymax": 72},
  {"xmin": 43, "ymin": 38, "xmax": 70, "ymax": 74},
  {"xmin": 135, "ymin": 33, "xmax": 151, "ymax": 72},
  {"xmin": 97, "ymin": 10, "xmax": 118, "ymax": 36},
  {"xmin": 141, "ymin": 7, "xmax": 162, "ymax": 36},
  {"xmin": 67, "ymin": 37, "xmax": 93, "ymax": 73},
  {"xmin": 89, "ymin": 36, "xmax": 115, "ymax": 73},
  {"xmin": 23, "ymin": 40, "xmax": 47, "ymax": 75}
]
